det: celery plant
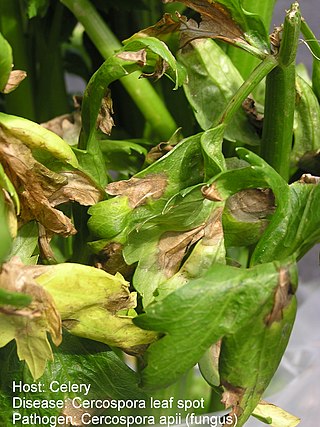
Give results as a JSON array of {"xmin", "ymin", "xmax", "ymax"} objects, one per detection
[{"xmin": 1, "ymin": 1, "xmax": 320, "ymax": 427}]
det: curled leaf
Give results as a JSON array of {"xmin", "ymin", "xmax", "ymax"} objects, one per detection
[
  {"xmin": 41, "ymin": 110, "xmax": 82, "ymax": 145},
  {"xmin": 35, "ymin": 263, "xmax": 158, "ymax": 353},
  {"xmin": 2, "ymin": 70, "xmax": 27, "ymax": 94},
  {"xmin": 0, "ymin": 131, "xmax": 76, "ymax": 236},
  {"xmin": 97, "ymin": 89, "xmax": 115, "ymax": 135},
  {"xmin": 0, "ymin": 112, "xmax": 78, "ymax": 168},
  {"xmin": 0, "ymin": 258, "xmax": 62, "ymax": 380}
]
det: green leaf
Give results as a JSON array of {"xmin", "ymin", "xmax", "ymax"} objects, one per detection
[
  {"xmin": 0, "ymin": 335, "xmax": 146, "ymax": 425},
  {"xmin": 88, "ymin": 132, "xmax": 204, "ymax": 240},
  {"xmin": 0, "ymin": 32, "xmax": 12, "ymax": 92},
  {"xmin": 9, "ymin": 221, "xmax": 38, "ymax": 265},
  {"xmin": 80, "ymin": 36, "xmax": 184, "ymax": 150},
  {"xmin": 219, "ymin": 265, "xmax": 297, "ymax": 426},
  {"xmin": 292, "ymin": 75, "xmax": 320, "ymax": 172},
  {"xmin": 251, "ymin": 179, "xmax": 320, "ymax": 264},
  {"xmin": 24, "ymin": 0, "xmax": 50, "ymax": 18},
  {"xmin": 252, "ymin": 401, "xmax": 301, "ymax": 427},
  {"xmin": 134, "ymin": 261, "xmax": 293, "ymax": 390},
  {"xmin": 218, "ymin": 0, "xmax": 269, "ymax": 52},
  {"xmin": 178, "ymin": 38, "xmax": 260, "ymax": 145}
]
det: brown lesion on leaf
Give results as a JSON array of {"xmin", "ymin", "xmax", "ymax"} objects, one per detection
[
  {"xmin": 158, "ymin": 224, "xmax": 206, "ymax": 277},
  {"xmin": 146, "ymin": 128, "xmax": 183, "ymax": 164},
  {"xmin": 0, "ymin": 132, "xmax": 76, "ymax": 237},
  {"xmin": 0, "ymin": 257, "xmax": 62, "ymax": 346},
  {"xmin": 242, "ymin": 97, "xmax": 264, "ymax": 135},
  {"xmin": 93, "ymin": 242, "xmax": 135, "ymax": 280},
  {"xmin": 226, "ymin": 188, "xmax": 275, "ymax": 222},
  {"xmin": 104, "ymin": 285, "xmax": 137, "ymax": 315},
  {"xmin": 163, "ymin": 0, "xmax": 246, "ymax": 48},
  {"xmin": 97, "ymin": 89, "xmax": 115, "ymax": 136},
  {"xmin": 0, "ymin": 127, "xmax": 104, "ymax": 239},
  {"xmin": 221, "ymin": 381, "xmax": 245, "ymax": 426},
  {"xmin": 41, "ymin": 109, "xmax": 82, "ymax": 146},
  {"xmin": 106, "ymin": 173, "xmax": 168, "ymax": 208},
  {"xmin": 298, "ymin": 173, "xmax": 320, "ymax": 185},
  {"xmin": 117, "ymin": 48, "xmax": 147, "ymax": 66},
  {"xmin": 265, "ymin": 267, "xmax": 294, "ymax": 326}
]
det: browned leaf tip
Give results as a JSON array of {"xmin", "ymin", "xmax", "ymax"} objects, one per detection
[
  {"xmin": 164, "ymin": 0, "xmax": 245, "ymax": 48},
  {"xmin": 221, "ymin": 382, "xmax": 245, "ymax": 426},
  {"xmin": 265, "ymin": 267, "xmax": 294, "ymax": 326},
  {"xmin": 0, "ymin": 258, "xmax": 62, "ymax": 346},
  {"xmin": 201, "ymin": 183, "xmax": 223, "ymax": 201},
  {"xmin": 0, "ymin": 130, "xmax": 76, "ymax": 237},
  {"xmin": 97, "ymin": 89, "xmax": 114, "ymax": 135},
  {"xmin": 125, "ymin": 13, "xmax": 181, "ymax": 41},
  {"xmin": 117, "ymin": 48, "xmax": 147, "ymax": 66},
  {"xmin": 298, "ymin": 173, "xmax": 320, "ymax": 185},
  {"xmin": 106, "ymin": 174, "xmax": 168, "ymax": 208},
  {"xmin": 2, "ymin": 70, "xmax": 27, "ymax": 94}
]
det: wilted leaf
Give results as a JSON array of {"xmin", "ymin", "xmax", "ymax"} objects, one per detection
[
  {"xmin": 41, "ymin": 110, "xmax": 82, "ymax": 145},
  {"xmin": 0, "ymin": 258, "xmax": 62, "ymax": 380},
  {"xmin": 35, "ymin": 263, "xmax": 157, "ymax": 353},
  {"xmin": 0, "ymin": 112, "xmax": 78, "ymax": 168},
  {"xmin": 126, "ymin": 13, "xmax": 181, "ymax": 42},
  {"xmin": 0, "ymin": 132, "xmax": 76, "ymax": 236},
  {"xmin": 252, "ymin": 401, "xmax": 300, "ymax": 427},
  {"xmin": 2, "ymin": 70, "xmax": 27, "ymax": 94}
]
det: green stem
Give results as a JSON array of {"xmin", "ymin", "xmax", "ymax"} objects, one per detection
[
  {"xmin": 60, "ymin": 0, "xmax": 177, "ymax": 140},
  {"xmin": 301, "ymin": 18, "xmax": 320, "ymax": 101},
  {"xmin": 218, "ymin": 55, "xmax": 277, "ymax": 126},
  {"xmin": 261, "ymin": 2, "xmax": 301, "ymax": 181},
  {"xmin": 35, "ymin": 2, "xmax": 69, "ymax": 120},
  {"xmin": 0, "ymin": 0, "xmax": 36, "ymax": 119}
]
